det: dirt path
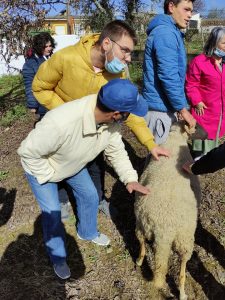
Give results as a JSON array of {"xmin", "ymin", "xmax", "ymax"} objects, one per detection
[{"xmin": 0, "ymin": 118, "xmax": 225, "ymax": 300}]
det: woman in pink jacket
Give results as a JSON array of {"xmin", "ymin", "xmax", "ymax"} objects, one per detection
[{"xmin": 185, "ymin": 27, "xmax": 225, "ymax": 158}]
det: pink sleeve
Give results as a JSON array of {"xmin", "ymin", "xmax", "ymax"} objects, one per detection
[{"xmin": 185, "ymin": 58, "xmax": 202, "ymax": 107}]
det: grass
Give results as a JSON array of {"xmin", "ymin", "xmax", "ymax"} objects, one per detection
[
  {"xmin": 0, "ymin": 170, "xmax": 9, "ymax": 181},
  {"xmin": 0, "ymin": 74, "xmax": 24, "ymax": 96},
  {"xmin": 0, "ymin": 74, "xmax": 25, "ymax": 114},
  {"xmin": 0, "ymin": 104, "xmax": 28, "ymax": 127},
  {"xmin": 0, "ymin": 74, "xmax": 27, "ymax": 126}
]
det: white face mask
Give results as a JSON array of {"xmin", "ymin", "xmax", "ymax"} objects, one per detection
[{"xmin": 105, "ymin": 43, "xmax": 126, "ymax": 74}]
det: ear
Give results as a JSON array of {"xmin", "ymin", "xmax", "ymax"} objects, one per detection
[
  {"xmin": 168, "ymin": 1, "xmax": 175, "ymax": 14},
  {"xmin": 101, "ymin": 37, "xmax": 112, "ymax": 52},
  {"xmin": 111, "ymin": 111, "xmax": 121, "ymax": 121}
]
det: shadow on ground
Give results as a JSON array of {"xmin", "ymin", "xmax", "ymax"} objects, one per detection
[
  {"xmin": 187, "ymin": 220, "xmax": 225, "ymax": 300},
  {"xmin": 0, "ymin": 187, "xmax": 16, "ymax": 227},
  {"xmin": 0, "ymin": 215, "xmax": 85, "ymax": 300},
  {"xmin": 106, "ymin": 138, "xmax": 154, "ymax": 281}
]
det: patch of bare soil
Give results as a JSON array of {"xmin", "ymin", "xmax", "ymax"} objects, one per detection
[{"xmin": 0, "ymin": 119, "xmax": 225, "ymax": 300}]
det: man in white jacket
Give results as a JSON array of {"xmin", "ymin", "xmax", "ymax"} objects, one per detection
[{"xmin": 18, "ymin": 78, "xmax": 150, "ymax": 280}]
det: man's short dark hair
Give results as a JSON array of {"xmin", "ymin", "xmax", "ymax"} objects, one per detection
[
  {"xmin": 96, "ymin": 95, "xmax": 115, "ymax": 113},
  {"xmin": 96, "ymin": 20, "xmax": 137, "ymax": 46},
  {"xmin": 164, "ymin": 0, "xmax": 195, "ymax": 14}
]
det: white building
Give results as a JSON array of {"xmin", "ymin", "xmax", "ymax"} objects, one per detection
[{"xmin": 189, "ymin": 13, "xmax": 201, "ymax": 31}]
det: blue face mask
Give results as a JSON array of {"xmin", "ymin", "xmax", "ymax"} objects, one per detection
[
  {"xmin": 105, "ymin": 46, "xmax": 126, "ymax": 74},
  {"xmin": 214, "ymin": 48, "xmax": 225, "ymax": 58},
  {"xmin": 105, "ymin": 56, "xmax": 126, "ymax": 74}
]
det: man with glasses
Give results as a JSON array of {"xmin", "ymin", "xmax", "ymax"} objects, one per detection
[{"xmin": 32, "ymin": 20, "xmax": 169, "ymax": 217}]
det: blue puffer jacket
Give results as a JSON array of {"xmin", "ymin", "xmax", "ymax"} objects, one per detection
[
  {"xmin": 22, "ymin": 55, "xmax": 47, "ymax": 116},
  {"xmin": 142, "ymin": 14, "xmax": 188, "ymax": 112}
]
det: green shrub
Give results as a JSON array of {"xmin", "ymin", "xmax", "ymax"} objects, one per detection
[
  {"xmin": 0, "ymin": 104, "xmax": 27, "ymax": 127},
  {"xmin": 129, "ymin": 62, "xmax": 143, "ymax": 89}
]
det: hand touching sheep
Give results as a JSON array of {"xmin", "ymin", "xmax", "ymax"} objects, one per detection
[{"xmin": 126, "ymin": 182, "xmax": 150, "ymax": 195}]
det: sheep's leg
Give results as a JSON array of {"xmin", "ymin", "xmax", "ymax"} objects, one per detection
[
  {"xmin": 136, "ymin": 231, "xmax": 146, "ymax": 266},
  {"xmin": 179, "ymin": 255, "xmax": 188, "ymax": 300},
  {"xmin": 153, "ymin": 242, "xmax": 171, "ymax": 290}
]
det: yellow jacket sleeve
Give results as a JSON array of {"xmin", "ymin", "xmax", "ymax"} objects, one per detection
[
  {"xmin": 32, "ymin": 52, "xmax": 65, "ymax": 110},
  {"xmin": 125, "ymin": 114, "xmax": 157, "ymax": 151}
]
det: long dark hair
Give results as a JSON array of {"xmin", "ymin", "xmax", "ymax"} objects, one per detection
[{"xmin": 32, "ymin": 32, "xmax": 56, "ymax": 56}]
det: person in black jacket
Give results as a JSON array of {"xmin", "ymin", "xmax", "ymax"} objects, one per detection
[
  {"xmin": 22, "ymin": 32, "xmax": 56, "ymax": 119},
  {"xmin": 183, "ymin": 141, "xmax": 225, "ymax": 175}
]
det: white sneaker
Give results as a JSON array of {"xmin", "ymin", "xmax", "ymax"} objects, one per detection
[
  {"xmin": 53, "ymin": 261, "xmax": 71, "ymax": 280},
  {"xmin": 77, "ymin": 232, "xmax": 110, "ymax": 246}
]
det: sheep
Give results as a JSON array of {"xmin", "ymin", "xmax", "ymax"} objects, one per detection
[{"xmin": 134, "ymin": 122, "xmax": 202, "ymax": 300}]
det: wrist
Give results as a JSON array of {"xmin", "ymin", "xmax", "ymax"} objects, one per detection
[{"xmin": 179, "ymin": 108, "xmax": 189, "ymax": 116}]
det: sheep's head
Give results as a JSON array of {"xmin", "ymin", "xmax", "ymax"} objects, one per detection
[{"xmin": 168, "ymin": 121, "xmax": 208, "ymax": 144}]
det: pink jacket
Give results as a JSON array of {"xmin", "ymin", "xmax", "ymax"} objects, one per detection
[{"xmin": 185, "ymin": 53, "xmax": 225, "ymax": 139}]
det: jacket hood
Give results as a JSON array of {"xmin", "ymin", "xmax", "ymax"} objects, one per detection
[
  {"xmin": 79, "ymin": 33, "xmax": 100, "ymax": 46},
  {"xmin": 146, "ymin": 14, "xmax": 175, "ymax": 35},
  {"xmin": 76, "ymin": 33, "xmax": 100, "ymax": 69}
]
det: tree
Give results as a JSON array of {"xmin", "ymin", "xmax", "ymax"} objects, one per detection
[
  {"xmin": 120, "ymin": 0, "xmax": 163, "ymax": 26},
  {"xmin": 76, "ymin": 0, "xmax": 163, "ymax": 32},
  {"xmin": 0, "ymin": 0, "xmax": 67, "ymax": 63},
  {"xmin": 207, "ymin": 8, "xmax": 225, "ymax": 19},
  {"xmin": 193, "ymin": 0, "xmax": 205, "ymax": 13},
  {"xmin": 73, "ymin": 0, "xmax": 114, "ymax": 32}
]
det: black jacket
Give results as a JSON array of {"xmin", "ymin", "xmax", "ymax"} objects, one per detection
[{"xmin": 192, "ymin": 141, "xmax": 225, "ymax": 175}]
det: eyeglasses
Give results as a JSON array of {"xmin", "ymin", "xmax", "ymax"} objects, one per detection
[{"xmin": 110, "ymin": 39, "xmax": 133, "ymax": 57}]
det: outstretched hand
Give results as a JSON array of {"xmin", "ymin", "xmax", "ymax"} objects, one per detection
[
  {"xmin": 126, "ymin": 182, "xmax": 150, "ymax": 195},
  {"xmin": 195, "ymin": 101, "xmax": 207, "ymax": 116},
  {"xmin": 150, "ymin": 145, "xmax": 170, "ymax": 161}
]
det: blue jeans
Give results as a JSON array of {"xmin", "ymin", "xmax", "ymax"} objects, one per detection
[
  {"xmin": 87, "ymin": 152, "xmax": 105, "ymax": 202},
  {"xmin": 26, "ymin": 168, "xmax": 99, "ymax": 264}
]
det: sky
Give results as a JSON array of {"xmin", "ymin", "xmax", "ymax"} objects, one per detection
[{"xmin": 205, "ymin": 0, "xmax": 225, "ymax": 11}]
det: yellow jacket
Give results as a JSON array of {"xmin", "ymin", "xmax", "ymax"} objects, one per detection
[{"xmin": 32, "ymin": 34, "xmax": 156, "ymax": 150}]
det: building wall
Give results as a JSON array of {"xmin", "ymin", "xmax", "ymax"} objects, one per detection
[
  {"xmin": 44, "ymin": 20, "xmax": 68, "ymax": 35},
  {"xmin": 201, "ymin": 19, "xmax": 225, "ymax": 33}
]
